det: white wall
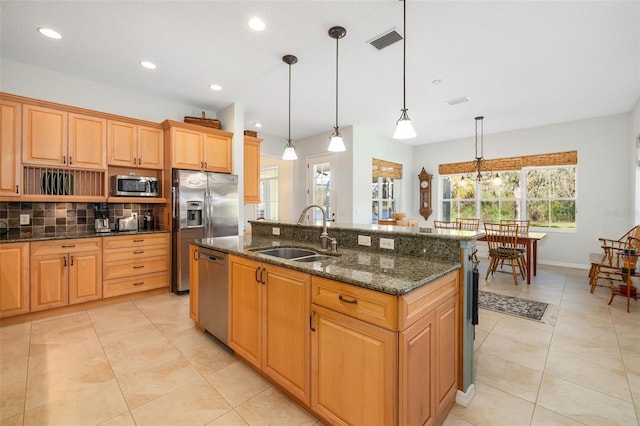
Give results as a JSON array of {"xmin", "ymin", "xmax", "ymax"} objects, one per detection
[
  {"xmin": 632, "ymin": 97, "xmax": 640, "ymax": 219},
  {"xmin": 0, "ymin": 59, "xmax": 217, "ymax": 122},
  {"xmin": 413, "ymin": 113, "xmax": 633, "ymax": 267}
]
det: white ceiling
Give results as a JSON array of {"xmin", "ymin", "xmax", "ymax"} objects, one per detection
[{"xmin": 1, "ymin": 1, "xmax": 639, "ymax": 145}]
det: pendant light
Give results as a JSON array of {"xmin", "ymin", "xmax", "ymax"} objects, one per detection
[
  {"xmin": 472, "ymin": 116, "xmax": 492, "ymax": 181},
  {"xmin": 282, "ymin": 54, "xmax": 298, "ymax": 161},
  {"xmin": 393, "ymin": 0, "xmax": 416, "ymax": 140},
  {"xmin": 328, "ymin": 26, "xmax": 347, "ymax": 152}
]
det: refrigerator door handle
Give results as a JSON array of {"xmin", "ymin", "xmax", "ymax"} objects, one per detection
[{"xmin": 172, "ymin": 187, "xmax": 177, "ymax": 219}]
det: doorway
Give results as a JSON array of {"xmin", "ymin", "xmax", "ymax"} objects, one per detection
[{"xmin": 306, "ymin": 153, "xmax": 337, "ymax": 223}]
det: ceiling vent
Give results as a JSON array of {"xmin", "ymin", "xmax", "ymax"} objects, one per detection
[
  {"xmin": 368, "ymin": 29, "xmax": 403, "ymax": 50},
  {"xmin": 445, "ymin": 96, "xmax": 470, "ymax": 106}
]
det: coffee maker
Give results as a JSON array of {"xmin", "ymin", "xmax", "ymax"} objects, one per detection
[{"xmin": 94, "ymin": 203, "xmax": 110, "ymax": 233}]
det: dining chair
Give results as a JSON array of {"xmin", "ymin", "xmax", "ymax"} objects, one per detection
[
  {"xmin": 456, "ymin": 218, "xmax": 480, "ymax": 231},
  {"xmin": 484, "ymin": 222, "xmax": 527, "ymax": 285},
  {"xmin": 500, "ymin": 219, "xmax": 530, "ymax": 266},
  {"xmin": 606, "ymin": 236, "xmax": 639, "ymax": 312},
  {"xmin": 434, "ymin": 220, "xmax": 460, "ymax": 230},
  {"xmin": 589, "ymin": 225, "xmax": 640, "ymax": 293}
]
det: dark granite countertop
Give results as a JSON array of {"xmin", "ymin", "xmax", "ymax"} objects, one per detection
[
  {"xmin": 192, "ymin": 235, "xmax": 461, "ymax": 296},
  {"xmin": 0, "ymin": 229, "xmax": 170, "ymax": 244}
]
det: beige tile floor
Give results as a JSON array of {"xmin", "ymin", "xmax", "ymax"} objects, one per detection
[{"xmin": 1, "ymin": 263, "xmax": 639, "ymax": 426}]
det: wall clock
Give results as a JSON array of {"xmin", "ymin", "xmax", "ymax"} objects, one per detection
[{"xmin": 418, "ymin": 167, "xmax": 432, "ymax": 220}]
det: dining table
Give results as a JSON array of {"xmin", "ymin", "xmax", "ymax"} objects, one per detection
[{"xmin": 478, "ymin": 231, "xmax": 547, "ymax": 284}]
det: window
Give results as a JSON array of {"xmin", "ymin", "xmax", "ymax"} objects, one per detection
[
  {"xmin": 525, "ymin": 167, "xmax": 576, "ymax": 229},
  {"xmin": 442, "ymin": 174, "xmax": 477, "ymax": 220},
  {"xmin": 480, "ymin": 171, "xmax": 521, "ymax": 221},
  {"xmin": 372, "ymin": 158, "xmax": 403, "ymax": 223},
  {"xmin": 256, "ymin": 166, "xmax": 278, "ymax": 220}
]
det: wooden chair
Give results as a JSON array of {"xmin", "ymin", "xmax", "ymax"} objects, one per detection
[
  {"xmin": 456, "ymin": 218, "xmax": 480, "ymax": 231},
  {"xmin": 606, "ymin": 236, "xmax": 639, "ymax": 312},
  {"xmin": 500, "ymin": 219, "xmax": 530, "ymax": 266},
  {"xmin": 589, "ymin": 226, "xmax": 640, "ymax": 293},
  {"xmin": 484, "ymin": 222, "xmax": 527, "ymax": 285},
  {"xmin": 434, "ymin": 220, "xmax": 460, "ymax": 230}
]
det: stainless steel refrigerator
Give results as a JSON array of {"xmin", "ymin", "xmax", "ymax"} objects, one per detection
[{"xmin": 172, "ymin": 169, "xmax": 239, "ymax": 294}]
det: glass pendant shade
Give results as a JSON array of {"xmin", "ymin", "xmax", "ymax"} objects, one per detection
[
  {"xmin": 328, "ymin": 127, "xmax": 346, "ymax": 152},
  {"xmin": 393, "ymin": 110, "xmax": 417, "ymax": 139},
  {"xmin": 282, "ymin": 140, "xmax": 298, "ymax": 160}
]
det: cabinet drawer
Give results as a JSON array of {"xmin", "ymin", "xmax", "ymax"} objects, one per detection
[
  {"xmin": 103, "ymin": 244, "xmax": 169, "ymax": 262},
  {"xmin": 103, "ymin": 272, "xmax": 168, "ymax": 298},
  {"xmin": 103, "ymin": 256, "xmax": 168, "ymax": 280},
  {"xmin": 311, "ymin": 276, "xmax": 397, "ymax": 331},
  {"xmin": 102, "ymin": 233, "xmax": 169, "ymax": 250},
  {"xmin": 31, "ymin": 238, "xmax": 102, "ymax": 255}
]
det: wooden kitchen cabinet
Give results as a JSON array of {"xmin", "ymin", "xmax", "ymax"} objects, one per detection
[
  {"xmin": 243, "ymin": 135, "xmax": 262, "ymax": 203},
  {"xmin": 228, "ymin": 254, "xmax": 311, "ymax": 404},
  {"xmin": 189, "ymin": 244, "xmax": 199, "ymax": 323},
  {"xmin": 102, "ymin": 233, "xmax": 170, "ymax": 298},
  {"xmin": 107, "ymin": 120, "xmax": 163, "ymax": 169},
  {"xmin": 0, "ymin": 242, "xmax": 30, "ymax": 318},
  {"xmin": 23, "ymin": 105, "xmax": 106, "ymax": 170},
  {"xmin": 0, "ymin": 99, "xmax": 21, "ymax": 197},
  {"xmin": 30, "ymin": 238, "xmax": 102, "ymax": 312},
  {"xmin": 163, "ymin": 120, "xmax": 233, "ymax": 173}
]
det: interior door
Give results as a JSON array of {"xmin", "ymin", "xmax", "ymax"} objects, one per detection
[{"xmin": 306, "ymin": 154, "xmax": 337, "ymax": 222}]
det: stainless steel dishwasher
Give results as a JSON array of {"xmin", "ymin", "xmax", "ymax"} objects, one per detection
[{"xmin": 197, "ymin": 247, "xmax": 228, "ymax": 344}]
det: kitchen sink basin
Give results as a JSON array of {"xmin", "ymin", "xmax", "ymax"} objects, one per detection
[
  {"xmin": 252, "ymin": 247, "xmax": 318, "ymax": 259},
  {"xmin": 292, "ymin": 254, "xmax": 331, "ymax": 262}
]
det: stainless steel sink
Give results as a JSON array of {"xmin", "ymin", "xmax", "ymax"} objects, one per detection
[
  {"xmin": 252, "ymin": 247, "xmax": 318, "ymax": 259},
  {"xmin": 292, "ymin": 254, "xmax": 331, "ymax": 262}
]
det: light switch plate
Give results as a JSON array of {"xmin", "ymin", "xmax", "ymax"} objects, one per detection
[
  {"xmin": 272, "ymin": 227, "xmax": 280, "ymax": 235},
  {"xmin": 20, "ymin": 214, "xmax": 30, "ymax": 225},
  {"xmin": 357, "ymin": 235, "xmax": 371, "ymax": 246},
  {"xmin": 380, "ymin": 237, "xmax": 394, "ymax": 250}
]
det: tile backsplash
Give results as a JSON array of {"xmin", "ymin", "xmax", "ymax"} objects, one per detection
[{"xmin": 0, "ymin": 202, "xmax": 162, "ymax": 236}]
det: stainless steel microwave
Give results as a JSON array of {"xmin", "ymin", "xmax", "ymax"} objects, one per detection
[{"xmin": 110, "ymin": 175, "xmax": 159, "ymax": 197}]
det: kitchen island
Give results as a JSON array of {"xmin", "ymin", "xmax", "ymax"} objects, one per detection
[{"xmin": 190, "ymin": 221, "xmax": 481, "ymax": 426}]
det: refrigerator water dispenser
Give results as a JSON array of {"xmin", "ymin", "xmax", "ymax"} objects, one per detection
[{"xmin": 186, "ymin": 201, "xmax": 203, "ymax": 227}]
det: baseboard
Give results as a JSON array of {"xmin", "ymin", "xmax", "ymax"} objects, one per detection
[{"xmin": 456, "ymin": 384, "xmax": 476, "ymax": 407}]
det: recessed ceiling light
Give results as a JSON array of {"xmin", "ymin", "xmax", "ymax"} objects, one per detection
[
  {"xmin": 254, "ymin": 122, "xmax": 262, "ymax": 128},
  {"xmin": 248, "ymin": 17, "xmax": 266, "ymax": 31},
  {"xmin": 432, "ymin": 79, "xmax": 443, "ymax": 86},
  {"xmin": 209, "ymin": 84, "xmax": 222, "ymax": 91},
  {"xmin": 38, "ymin": 27, "xmax": 62, "ymax": 39},
  {"xmin": 445, "ymin": 96, "xmax": 470, "ymax": 106},
  {"xmin": 140, "ymin": 61, "xmax": 157, "ymax": 70}
]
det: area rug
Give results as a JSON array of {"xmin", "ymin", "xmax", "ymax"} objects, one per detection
[{"xmin": 478, "ymin": 291, "xmax": 558, "ymax": 325}]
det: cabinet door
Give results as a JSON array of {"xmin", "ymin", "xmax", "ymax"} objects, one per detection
[
  {"xmin": 243, "ymin": 136, "xmax": 262, "ymax": 203},
  {"xmin": 311, "ymin": 304, "xmax": 397, "ymax": 426},
  {"xmin": 172, "ymin": 127, "xmax": 203, "ymax": 170},
  {"xmin": 0, "ymin": 242, "xmax": 29, "ymax": 318},
  {"xmin": 31, "ymin": 253, "xmax": 68, "ymax": 312},
  {"xmin": 228, "ymin": 255, "xmax": 262, "ymax": 369},
  {"xmin": 399, "ymin": 311, "xmax": 436, "ymax": 426},
  {"xmin": 137, "ymin": 126, "xmax": 163, "ymax": 169},
  {"xmin": 68, "ymin": 250, "xmax": 102, "ymax": 305},
  {"xmin": 203, "ymin": 133, "xmax": 232, "ymax": 173},
  {"xmin": 262, "ymin": 264, "xmax": 311, "ymax": 404},
  {"xmin": 23, "ymin": 104, "xmax": 67, "ymax": 166},
  {"xmin": 68, "ymin": 113, "xmax": 106, "ymax": 170},
  {"xmin": 435, "ymin": 296, "xmax": 459, "ymax": 423},
  {"xmin": 0, "ymin": 100, "xmax": 21, "ymax": 196},
  {"xmin": 189, "ymin": 244, "xmax": 199, "ymax": 322},
  {"xmin": 107, "ymin": 120, "xmax": 136, "ymax": 167}
]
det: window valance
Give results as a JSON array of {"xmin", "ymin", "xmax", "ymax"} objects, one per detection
[
  {"xmin": 438, "ymin": 150, "xmax": 577, "ymax": 175},
  {"xmin": 373, "ymin": 158, "xmax": 403, "ymax": 179}
]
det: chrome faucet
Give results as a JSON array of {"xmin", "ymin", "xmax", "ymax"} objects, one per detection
[{"xmin": 297, "ymin": 204, "xmax": 336, "ymax": 251}]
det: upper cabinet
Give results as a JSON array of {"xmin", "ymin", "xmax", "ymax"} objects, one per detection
[
  {"xmin": 162, "ymin": 120, "xmax": 233, "ymax": 173},
  {"xmin": 107, "ymin": 120, "xmax": 163, "ymax": 169},
  {"xmin": 244, "ymin": 135, "xmax": 262, "ymax": 203},
  {"xmin": 0, "ymin": 99, "xmax": 21, "ymax": 196},
  {"xmin": 22, "ymin": 105, "xmax": 106, "ymax": 170}
]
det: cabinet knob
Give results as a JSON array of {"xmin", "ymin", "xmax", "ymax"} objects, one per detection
[
  {"xmin": 15, "ymin": 185, "xmax": 19, "ymax": 194},
  {"xmin": 133, "ymin": 158, "xmax": 137, "ymax": 165}
]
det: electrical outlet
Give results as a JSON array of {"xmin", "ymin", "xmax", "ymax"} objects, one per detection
[
  {"xmin": 380, "ymin": 237, "xmax": 394, "ymax": 250},
  {"xmin": 20, "ymin": 214, "xmax": 30, "ymax": 225},
  {"xmin": 357, "ymin": 235, "xmax": 371, "ymax": 246},
  {"xmin": 272, "ymin": 227, "xmax": 280, "ymax": 236}
]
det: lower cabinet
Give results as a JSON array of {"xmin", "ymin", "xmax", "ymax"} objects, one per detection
[
  {"xmin": 0, "ymin": 242, "xmax": 30, "ymax": 318},
  {"xmin": 228, "ymin": 254, "xmax": 311, "ymax": 404},
  {"xmin": 225, "ymin": 254, "xmax": 460, "ymax": 426},
  {"xmin": 30, "ymin": 238, "xmax": 103, "ymax": 312},
  {"xmin": 102, "ymin": 233, "xmax": 170, "ymax": 297}
]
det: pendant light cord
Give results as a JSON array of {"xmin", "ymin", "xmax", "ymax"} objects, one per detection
[
  {"xmin": 402, "ymin": 0, "xmax": 407, "ymax": 111},
  {"xmin": 335, "ymin": 36, "xmax": 339, "ymax": 129},
  {"xmin": 288, "ymin": 62, "xmax": 292, "ymax": 142}
]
